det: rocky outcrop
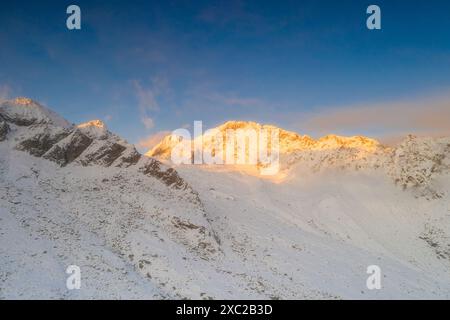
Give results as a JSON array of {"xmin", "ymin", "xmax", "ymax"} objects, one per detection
[
  {"xmin": 140, "ymin": 158, "xmax": 189, "ymax": 190},
  {"xmin": 388, "ymin": 135, "xmax": 450, "ymax": 195},
  {"xmin": 77, "ymin": 141, "xmax": 127, "ymax": 167},
  {"xmin": 15, "ymin": 125, "xmax": 70, "ymax": 157},
  {"xmin": 43, "ymin": 129, "xmax": 93, "ymax": 166},
  {"xmin": 115, "ymin": 148, "xmax": 142, "ymax": 168},
  {"xmin": 0, "ymin": 117, "xmax": 9, "ymax": 141}
]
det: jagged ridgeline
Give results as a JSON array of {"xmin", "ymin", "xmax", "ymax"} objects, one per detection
[{"xmin": 0, "ymin": 97, "xmax": 189, "ymax": 190}]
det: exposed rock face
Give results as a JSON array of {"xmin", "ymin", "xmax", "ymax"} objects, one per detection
[
  {"xmin": 43, "ymin": 129, "xmax": 93, "ymax": 166},
  {"xmin": 72, "ymin": 120, "xmax": 143, "ymax": 168},
  {"xmin": 116, "ymin": 149, "xmax": 142, "ymax": 167},
  {"xmin": 388, "ymin": 135, "xmax": 450, "ymax": 195},
  {"xmin": 15, "ymin": 125, "xmax": 70, "ymax": 157},
  {"xmin": 140, "ymin": 159, "xmax": 189, "ymax": 190},
  {"xmin": 0, "ymin": 117, "xmax": 9, "ymax": 141},
  {"xmin": 90, "ymin": 143, "xmax": 126, "ymax": 166},
  {"xmin": 77, "ymin": 141, "xmax": 127, "ymax": 167}
]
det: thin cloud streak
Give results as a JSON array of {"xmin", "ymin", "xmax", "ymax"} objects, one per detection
[
  {"xmin": 0, "ymin": 84, "xmax": 12, "ymax": 103},
  {"xmin": 133, "ymin": 76, "xmax": 171, "ymax": 130},
  {"xmin": 136, "ymin": 131, "xmax": 171, "ymax": 153},
  {"xmin": 296, "ymin": 93, "xmax": 450, "ymax": 143}
]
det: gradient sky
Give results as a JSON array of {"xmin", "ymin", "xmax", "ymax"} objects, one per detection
[{"xmin": 1, "ymin": 0, "xmax": 450, "ymax": 150}]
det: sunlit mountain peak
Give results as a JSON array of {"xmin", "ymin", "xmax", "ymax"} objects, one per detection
[
  {"xmin": 13, "ymin": 97, "xmax": 36, "ymax": 106},
  {"xmin": 77, "ymin": 119, "xmax": 107, "ymax": 129},
  {"xmin": 77, "ymin": 120, "xmax": 109, "ymax": 139},
  {"xmin": 0, "ymin": 97, "xmax": 71, "ymax": 128},
  {"xmin": 146, "ymin": 120, "xmax": 382, "ymax": 160}
]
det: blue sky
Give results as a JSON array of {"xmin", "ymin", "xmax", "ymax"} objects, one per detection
[{"xmin": 1, "ymin": 0, "xmax": 450, "ymax": 149}]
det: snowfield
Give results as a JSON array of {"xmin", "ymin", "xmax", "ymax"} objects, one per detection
[{"xmin": 1, "ymin": 98, "xmax": 450, "ymax": 299}]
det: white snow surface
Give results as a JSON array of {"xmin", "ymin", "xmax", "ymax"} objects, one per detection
[{"xmin": 1, "ymin": 102, "xmax": 450, "ymax": 299}]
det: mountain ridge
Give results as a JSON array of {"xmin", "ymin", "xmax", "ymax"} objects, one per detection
[
  {"xmin": 2, "ymin": 98, "xmax": 448, "ymax": 194},
  {"xmin": 0, "ymin": 97, "xmax": 193, "ymax": 191},
  {"xmin": 146, "ymin": 120, "xmax": 383, "ymax": 160}
]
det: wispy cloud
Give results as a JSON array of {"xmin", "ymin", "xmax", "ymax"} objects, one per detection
[
  {"xmin": 296, "ymin": 93, "xmax": 450, "ymax": 143},
  {"xmin": 0, "ymin": 84, "xmax": 12, "ymax": 103},
  {"xmin": 133, "ymin": 76, "xmax": 171, "ymax": 130},
  {"xmin": 133, "ymin": 79, "xmax": 161, "ymax": 112},
  {"xmin": 136, "ymin": 130, "xmax": 171, "ymax": 152},
  {"xmin": 141, "ymin": 116, "xmax": 154, "ymax": 129},
  {"xmin": 183, "ymin": 84, "xmax": 267, "ymax": 111}
]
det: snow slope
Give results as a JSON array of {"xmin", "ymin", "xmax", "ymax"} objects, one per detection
[
  {"xmin": 1, "ymin": 99, "xmax": 450, "ymax": 299},
  {"xmin": 0, "ymin": 98, "xmax": 72, "ymax": 128}
]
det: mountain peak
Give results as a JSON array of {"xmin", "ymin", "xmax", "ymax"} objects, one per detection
[
  {"xmin": 146, "ymin": 120, "xmax": 382, "ymax": 161},
  {"xmin": 77, "ymin": 119, "xmax": 107, "ymax": 129},
  {"xmin": 216, "ymin": 120, "xmax": 282, "ymax": 132},
  {"xmin": 76, "ymin": 119, "xmax": 109, "ymax": 140},
  {"xmin": 12, "ymin": 97, "xmax": 37, "ymax": 106},
  {"xmin": 316, "ymin": 134, "xmax": 380, "ymax": 151},
  {"xmin": 0, "ymin": 97, "xmax": 72, "ymax": 128},
  {"xmin": 218, "ymin": 120, "xmax": 261, "ymax": 129}
]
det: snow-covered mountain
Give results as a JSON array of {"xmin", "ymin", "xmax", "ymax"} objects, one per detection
[
  {"xmin": 146, "ymin": 120, "xmax": 381, "ymax": 160},
  {"xmin": 1, "ymin": 98, "xmax": 450, "ymax": 299}
]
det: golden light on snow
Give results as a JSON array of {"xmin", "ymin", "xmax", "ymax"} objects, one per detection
[
  {"xmin": 145, "ymin": 121, "xmax": 383, "ymax": 182},
  {"xmin": 77, "ymin": 119, "xmax": 106, "ymax": 129},
  {"xmin": 13, "ymin": 97, "xmax": 34, "ymax": 105}
]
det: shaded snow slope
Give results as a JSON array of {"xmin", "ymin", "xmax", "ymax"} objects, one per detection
[
  {"xmin": 0, "ymin": 98, "xmax": 72, "ymax": 128},
  {"xmin": 0, "ymin": 147, "xmax": 218, "ymax": 299},
  {"xmin": 175, "ymin": 164, "xmax": 450, "ymax": 299}
]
